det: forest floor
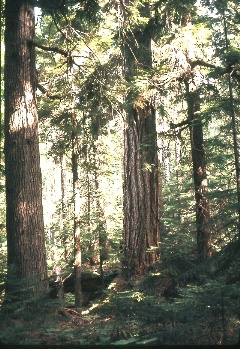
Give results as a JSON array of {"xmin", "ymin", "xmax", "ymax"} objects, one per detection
[{"xmin": 0, "ymin": 247, "xmax": 240, "ymax": 347}]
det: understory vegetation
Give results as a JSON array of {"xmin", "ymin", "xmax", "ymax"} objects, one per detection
[{"xmin": 0, "ymin": 241, "xmax": 240, "ymax": 345}]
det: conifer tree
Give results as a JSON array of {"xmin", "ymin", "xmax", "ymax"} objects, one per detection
[
  {"xmin": 186, "ymin": 85, "xmax": 211, "ymax": 261},
  {"xmin": 35, "ymin": 1, "xmax": 123, "ymax": 273},
  {"xmin": 121, "ymin": 1, "xmax": 162, "ymax": 276},
  {"xmin": 222, "ymin": 9, "xmax": 240, "ymax": 235},
  {"xmin": 4, "ymin": 0, "xmax": 48, "ymax": 301},
  {"xmin": 71, "ymin": 101, "xmax": 82, "ymax": 307},
  {"xmin": 203, "ymin": 0, "xmax": 240, "ymax": 236}
]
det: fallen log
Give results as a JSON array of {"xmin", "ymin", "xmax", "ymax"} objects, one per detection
[{"xmin": 48, "ymin": 269, "xmax": 118, "ymax": 303}]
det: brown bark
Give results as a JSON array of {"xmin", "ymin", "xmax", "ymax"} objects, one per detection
[
  {"xmin": 4, "ymin": 0, "xmax": 48, "ymax": 301},
  {"xmin": 171, "ymin": 84, "xmax": 212, "ymax": 261},
  {"xmin": 187, "ymin": 88, "xmax": 212, "ymax": 261},
  {"xmin": 123, "ymin": 102, "xmax": 162, "ymax": 276},
  {"xmin": 122, "ymin": 2, "xmax": 162, "ymax": 276}
]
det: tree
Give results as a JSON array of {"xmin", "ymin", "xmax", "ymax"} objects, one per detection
[
  {"xmin": 170, "ymin": 85, "xmax": 212, "ymax": 261},
  {"xmin": 4, "ymin": 0, "xmax": 48, "ymax": 301},
  {"xmin": 33, "ymin": 3, "xmax": 123, "ymax": 301},
  {"xmin": 186, "ymin": 86, "xmax": 211, "ymax": 261},
  {"xmin": 203, "ymin": 0, "xmax": 240, "ymax": 238},
  {"xmin": 121, "ymin": 1, "xmax": 162, "ymax": 276},
  {"xmin": 222, "ymin": 12, "xmax": 240, "ymax": 235},
  {"xmin": 171, "ymin": 54, "xmax": 213, "ymax": 262},
  {"xmin": 71, "ymin": 103, "xmax": 82, "ymax": 307}
]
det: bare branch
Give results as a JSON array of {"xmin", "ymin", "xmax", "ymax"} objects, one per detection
[
  {"xmin": 29, "ymin": 40, "xmax": 69, "ymax": 57},
  {"xmin": 187, "ymin": 58, "xmax": 216, "ymax": 70},
  {"xmin": 170, "ymin": 120, "xmax": 189, "ymax": 129},
  {"xmin": 37, "ymin": 83, "xmax": 61, "ymax": 100}
]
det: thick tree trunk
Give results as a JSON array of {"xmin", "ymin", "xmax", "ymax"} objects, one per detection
[
  {"xmin": 187, "ymin": 89, "xmax": 211, "ymax": 261},
  {"xmin": 4, "ymin": 0, "xmax": 48, "ymax": 301},
  {"xmin": 123, "ymin": 103, "xmax": 161, "ymax": 276},
  {"xmin": 121, "ymin": 2, "xmax": 161, "ymax": 276}
]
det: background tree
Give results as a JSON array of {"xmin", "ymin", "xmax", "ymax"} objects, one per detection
[
  {"xmin": 222, "ymin": 5, "xmax": 240, "ymax": 234},
  {"xmin": 71, "ymin": 96, "xmax": 82, "ymax": 307},
  {"xmin": 4, "ymin": 0, "xmax": 48, "ymax": 301},
  {"xmin": 34, "ymin": 1, "xmax": 124, "ymax": 273},
  {"xmin": 186, "ymin": 84, "xmax": 211, "ymax": 261},
  {"xmin": 203, "ymin": 0, "xmax": 240, "ymax": 239}
]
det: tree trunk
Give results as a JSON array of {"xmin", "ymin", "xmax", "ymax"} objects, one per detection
[
  {"xmin": 223, "ymin": 16, "xmax": 240, "ymax": 236},
  {"xmin": 187, "ymin": 88, "xmax": 211, "ymax": 261},
  {"xmin": 71, "ymin": 112, "xmax": 82, "ymax": 307},
  {"xmin": 93, "ymin": 154, "xmax": 108, "ymax": 282},
  {"xmin": 4, "ymin": 0, "xmax": 48, "ymax": 301},
  {"xmin": 123, "ymin": 104, "xmax": 162, "ymax": 276},
  {"xmin": 60, "ymin": 152, "xmax": 70, "ymax": 262},
  {"xmin": 121, "ymin": 2, "xmax": 162, "ymax": 276}
]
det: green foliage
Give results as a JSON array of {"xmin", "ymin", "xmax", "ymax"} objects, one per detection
[
  {"xmin": 224, "ymin": 47, "xmax": 240, "ymax": 68},
  {"xmin": 38, "ymin": 0, "xmax": 100, "ymax": 22},
  {"xmin": 72, "ymin": 0, "xmax": 101, "ymax": 30},
  {"xmin": 1, "ymin": 246, "xmax": 239, "ymax": 345}
]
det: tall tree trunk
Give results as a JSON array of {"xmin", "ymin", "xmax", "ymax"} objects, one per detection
[
  {"xmin": 71, "ymin": 112, "xmax": 82, "ymax": 307},
  {"xmin": 123, "ymin": 104, "xmax": 162, "ymax": 276},
  {"xmin": 93, "ymin": 150, "xmax": 108, "ymax": 282},
  {"xmin": 60, "ymin": 152, "xmax": 70, "ymax": 262},
  {"xmin": 4, "ymin": 0, "xmax": 48, "ymax": 301},
  {"xmin": 223, "ymin": 16, "xmax": 240, "ymax": 236},
  {"xmin": 121, "ymin": 2, "xmax": 162, "ymax": 276},
  {"xmin": 227, "ymin": 72, "xmax": 240, "ymax": 236},
  {"xmin": 187, "ymin": 87, "xmax": 211, "ymax": 261},
  {"xmin": 86, "ymin": 158, "xmax": 94, "ymax": 265}
]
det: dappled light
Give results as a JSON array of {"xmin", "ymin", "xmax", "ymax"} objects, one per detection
[{"xmin": 1, "ymin": 0, "xmax": 240, "ymax": 346}]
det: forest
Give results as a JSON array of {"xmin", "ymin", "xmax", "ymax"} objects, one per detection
[{"xmin": 0, "ymin": 0, "xmax": 240, "ymax": 346}]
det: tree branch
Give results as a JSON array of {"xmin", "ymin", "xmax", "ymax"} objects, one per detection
[
  {"xmin": 186, "ymin": 57, "xmax": 240, "ymax": 81},
  {"xmin": 37, "ymin": 83, "xmax": 61, "ymax": 100},
  {"xmin": 170, "ymin": 120, "xmax": 189, "ymax": 129},
  {"xmin": 186, "ymin": 58, "xmax": 216, "ymax": 70},
  {"xmin": 29, "ymin": 40, "xmax": 69, "ymax": 57},
  {"xmin": 29, "ymin": 40, "xmax": 81, "ymax": 68}
]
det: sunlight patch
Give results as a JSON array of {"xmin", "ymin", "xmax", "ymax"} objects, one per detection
[
  {"xmin": 10, "ymin": 85, "xmax": 36, "ymax": 131},
  {"xmin": 81, "ymin": 303, "xmax": 99, "ymax": 315},
  {"xmin": 108, "ymin": 282, "xmax": 116, "ymax": 290}
]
